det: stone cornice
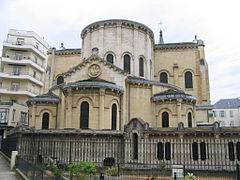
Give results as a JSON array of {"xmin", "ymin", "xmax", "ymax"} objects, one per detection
[
  {"xmin": 81, "ymin": 19, "xmax": 154, "ymax": 43},
  {"xmin": 154, "ymin": 42, "xmax": 203, "ymax": 51},
  {"xmin": 54, "ymin": 48, "xmax": 81, "ymax": 56}
]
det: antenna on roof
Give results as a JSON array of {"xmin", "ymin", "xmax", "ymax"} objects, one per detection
[{"xmin": 158, "ymin": 21, "xmax": 164, "ymax": 44}]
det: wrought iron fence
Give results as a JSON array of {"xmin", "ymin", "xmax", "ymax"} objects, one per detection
[{"xmin": 0, "ymin": 134, "xmax": 20, "ymax": 158}]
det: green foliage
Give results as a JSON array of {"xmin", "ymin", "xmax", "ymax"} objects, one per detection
[
  {"xmin": 46, "ymin": 161, "xmax": 63, "ymax": 177},
  {"xmin": 68, "ymin": 161, "xmax": 97, "ymax": 177},
  {"xmin": 105, "ymin": 166, "xmax": 119, "ymax": 176},
  {"xmin": 181, "ymin": 172, "xmax": 196, "ymax": 180},
  {"xmin": 158, "ymin": 162, "xmax": 166, "ymax": 171}
]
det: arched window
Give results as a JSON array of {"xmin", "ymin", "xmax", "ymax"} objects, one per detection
[
  {"xmin": 192, "ymin": 142, "xmax": 198, "ymax": 160},
  {"xmin": 111, "ymin": 104, "xmax": 117, "ymax": 130},
  {"xmin": 123, "ymin": 54, "xmax": 131, "ymax": 74},
  {"xmin": 162, "ymin": 112, "xmax": 169, "ymax": 128},
  {"xmin": 185, "ymin": 71, "xmax": 193, "ymax": 88},
  {"xmin": 139, "ymin": 57, "xmax": 144, "ymax": 77},
  {"xmin": 165, "ymin": 142, "xmax": 171, "ymax": 160},
  {"xmin": 157, "ymin": 142, "xmax": 164, "ymax": 160},
  {"xmin": 188, "ymin": 112, "xmax": 192, "ymax": 128},
  {"xmin": 80, "ymin": 101, "xmax": 89, "ymax": 129},
  {"xmin": 57, "ymin": 76, "xmax": 64, "ymax": 85},
  {"xmin": 132, "ymin": 133, "xmax": 138, "ymax": 160},
  {"xmin": 160, "ymin": 72, "xmax": 168, "ymax": 83},
  {"xmin": 228, "ymin": 142, "xmax": 235, "ymax": 161},
  {"xmin": 236, "ymin": 142, "xmax": 240, "ymax": 161},
  {"xmin": 106, "ymin": 54, "xmax": 114, "ymax": 64},
  {"xmin": 42, "ymin": 112, "xmax": 49, "ymax": 129},
  {"xmin": 200, "ymin": 142, "xmax": 206, "ymax": 160}
]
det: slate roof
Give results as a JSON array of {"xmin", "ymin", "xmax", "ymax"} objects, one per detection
[
  {"xmin": 63, "ymin": 78, "xmax": 124, "ymax": 92},
  {"xmin": 196, "ymin": 104, "xmax": 213, "ymax": 110},
  {"xmin": 213, "ymin": 98, "xmax": 240, "ymax": 109},
  {"xmin": 127, "ymin": 76, "xmax": 182, "ymax": 91},
  {"xmin": 151, "ymin": 89, "xmax": 196, "ymax": 101},
  {"xmin": 26, "ymin": 92, "xmax": 61, "ymax": 103}
]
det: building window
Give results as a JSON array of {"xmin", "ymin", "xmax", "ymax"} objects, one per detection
[
  {"xmin": 57, "ymin": 76, "xmax": 64, "ymax": 85},
  {"xmin": 236, "ymin": 142, "xmax": 240, "ymax": 161},
  {"xmin": 0, "ymin": 108, "xmax": 9, "ymax": 124},
  {"xmin": 80, "ymin": 101, "xmax": 89, "ymax": 129},
  {"xmin": 34, "ymin": 56, "xmax": 38, "ymax": 63},
  {"xmin": 111, "ymin": 104, "xmax": 117, "ymax": 130},
  {"xmin": 12, "ymin": 109, "xmax": 16, "ymax": 122},
  {"xmin": 200, "ymin": 142, "xmax": 206, "ymax": 160},
  {"xmin": 15, "ymin": 53, "xmax": 22, "ymax": 60},
  {"xmin": 157, "ymin": 142, "xmax": 164, "ymax": 160},
  {"xmin": 230, "ymin": 110, "xmax": 233, "ymax": 118},
  {"xmin": 16, "ymin": 38, "xmax": 24, "ymax": 45},
  {"xmin": 185, "ymin": 71, "xmax": 193, "ymax": 88},
  {"xmin": 13, "ymin": 67, "xmax": 21, "ymax": 75},
  {"xmin": 228, "ymin": 142, "xmax": 235, "ymax": 161},
  {"xmin": 20, "ymin": 112, "xmax": 28, "ymax": 125},
  {"xmin": 0, "ymin": 81, "xmax": 2, "ymax": 88},
  {"xmin": 188, "ymin": 112, "xmax": 192, "ymax": 128},
  {"xmin": 192, "ymin": 142, "xmax": 198, "ymax": 160},
  {"xmin": 160, "ymin": 72, "xmax": 168, "ymax": 83},
  {"xmin": 11, "ymin": 82, "xmax": 20, "ymax": 91},
  {"xmin": 165, "ymin": 142, "xmax": 171, "ymax": 160},
  {"xmin": 213, "ymin": 111, "xmax": 216, "ymax": 117},
  {"xmin": 132, "ymin": 133, "xmax": 138, "ymax": 160},
  {"xmin": 42, "ymin": 112, "xmax": 49, "ymax": 129},
  {"xmin": 106, "ymin": 54, "xmax": 114, "ymax": 64},
  {"xmin": 219, "ymin": 111, "xmax": 225, "ymax": 117},
  {"xmin": 162, "ymin": 112, "xmax": 169, "ymax": 128},
  {"xmin": 139, "ymin": 57, "xmax": 144, "ymax": 77},
  {"xmin": 35, "ymin": 42, "xmax": 39, "ymax": 49},
  {"xmin": 123, "ymin": 54, "xmax": 131, "ymax": 74},
  {"xmin": 33, "ymin": 71, "xmax": 36, "ymax": 78}
]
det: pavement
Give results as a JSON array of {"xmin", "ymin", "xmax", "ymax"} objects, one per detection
[{"xmin": 0, "ymin": 153, "xmax": 23, "ymax": 180}]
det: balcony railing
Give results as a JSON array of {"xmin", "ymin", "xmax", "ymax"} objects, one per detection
[
  {"xmin": 3, "ymin": 41, "xmax": 46, "ymax": 58},
  {"xmin": 0, "ymin": 87, "xmax": 38, "ymax": 97},
  {"xmin": 1, "ymin": 56, "xmax": 45, "ymax": 71}
]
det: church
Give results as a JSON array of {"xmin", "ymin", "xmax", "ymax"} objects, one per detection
[
  {"xmin": 4, "ymin": 19, "xmax": 239, "ymax": 172},
  {"xmin": 27, "ymin": 19, "xmax": 211, "ymax": 130}
]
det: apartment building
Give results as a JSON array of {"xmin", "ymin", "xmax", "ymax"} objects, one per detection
[
  {"xmin": 213, "ymin": 98, "xmax": 240, "ymax": 127},
  {"xmin": 0, "ymin": 29, "xmax": 49, "ymax": 138}
]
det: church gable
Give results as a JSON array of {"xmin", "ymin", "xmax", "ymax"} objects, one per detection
[{"xmin": 58, "ymin": 55, "xmax": 128, "ymax": 87}]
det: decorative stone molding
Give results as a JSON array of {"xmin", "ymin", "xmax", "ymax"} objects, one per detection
[{"xmin": 88, "ymin": 64, "xmax": 102, "ymax": 77}]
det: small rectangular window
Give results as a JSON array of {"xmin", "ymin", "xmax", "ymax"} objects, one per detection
[
  {"xmin": 0, "ymin": 81, "xmax": 2, "ymax": 88},
  {"xmin": 11, "ymin": 82, "xmax": 20, "ymax": 91},
  {"xmin": 219, "ymin": 111, "xmax": 225, "ymax": 117},
  {"xmin": 230, "ymin": 110, "xmax": 233, "ymax": 118},
  {"xmin": 13, "ymin": 67, "xmax": 21, "ymax": 75},
  {"xmin": 15, "ymin": 53, "xmax": 22, "ymax": 60},
  {"xmin": 16, "ymin": 38, "xmax": 24, "ymax": 45},
  {"xmin": 0, "ymin": 108, "xmax": 9, "ymax": 124},
  {"xmin": 20, "ymin": 112, "xmax": 28, "ymax": 125},
  {"xmin": 33, "ymin": 71, "xmax": 36, "ymax": 78},
  {"xmin": 12, "ymin": 109, "xmax": 16, "ymax": 122}
]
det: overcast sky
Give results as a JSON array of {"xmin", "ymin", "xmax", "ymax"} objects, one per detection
[{"xmin": 0, "ymin": 0, "xmax": 239, "ymax": 104}]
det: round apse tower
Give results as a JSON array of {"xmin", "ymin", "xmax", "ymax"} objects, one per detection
[{"xmin": 80, "ymin": 19, "xmax": 155, "ymax": 80}]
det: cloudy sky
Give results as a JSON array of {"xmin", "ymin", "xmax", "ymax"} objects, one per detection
[{"xmin": 0, "ymin": 0, "xmax": 239, "ymax": 103}]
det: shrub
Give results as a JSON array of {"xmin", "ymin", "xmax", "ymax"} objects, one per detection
[
  {"xmin": 46, "ymin": 161, "xmax": 63, "ymax": 177},
  {"xmin": 181, "ymin": 172, "xmax": 196, "ymax": 180},
  {"xmin": 68, "ymin": 161, "xmax": 97, "ymax": 177},
  {"xmin": 105, "ymin": 166, "xmax": 119, "ymax": 176}
]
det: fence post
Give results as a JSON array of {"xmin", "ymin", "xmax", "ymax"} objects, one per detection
[
  {"xmin": 117, "ymin": 163, "xmax": 120, "ymax": 177},
  {"xmin": 99, "ymin": 172, "xmax": 104, "ymax": 180},
  {"xmin": 10, "ymin": 151, "xmax": 18, "ymax": 170},
  {"xmin": 237, "ymin": 163, "xmax": 240, "ymax": 180}
]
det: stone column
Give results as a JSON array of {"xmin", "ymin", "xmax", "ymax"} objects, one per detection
[
  {"xmin": 116, "ymin": 24, "xmax": 122, "ymax": 67},
  {"xmin": 32, "ymin": 103, "xmax": 36, "ymax": 127},
  {"xmin": 99, "ymin": 88, "xmax": 105, "ymax": 129},
  {"xmin": 173, "ymin": 63, "xmax": 179, "ymax": 86},
  {"xmin": 177, "ymin": 99, "xmax": 182, "ymax": 125},
  {"xmin": 98, "ymin": 25, "xmax": 104, "ymax": 57},
  {"xmin": 66, "ymin": 91, "xmax": 73, "ymax": 128}
]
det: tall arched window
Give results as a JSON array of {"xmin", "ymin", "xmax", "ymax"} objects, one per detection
[
  {"xmin": 132, "ymin": 133, "xmax": 138, "ymax": 160},
  {"xmin": 139, "ymin": 58, "xmax": 144, "ymax": 77},
  {"xmin": 157, "ymin": 142, "xmax": 164, "ymax": 160},
  {"xmin": 57, "ymin": 76, "xmax": 64, "ymax": 85},
  {"xmin": 106, "ymin": 54, "xmax": 114, "ymax": 64},
  {"xmin": 185, "ymin": 71, "xmax": 193, "ymax": 88},
  {"xmin": 162, "ymin": 112, "xmax": 169, "ymax": 128},
  {"xmin": 111, "ymin": 104, "xmax": 117, "ymax": 130},
  {"xmin": 42, "ymin": 112, "xmax": 49, "ymax": 129},
  {"xmin": 236, "ymin": 142, "xmax": 240, "ymax": 161},
  {"xmin": 188, "ymin": 112, "xmax": 192, "ymax": 128},
  {"xmin": 200, "ymin": 142, "xmax": 206, "ymax": 160},
  {"xmin": 192, "ymin": 142, "xmax": 198, "ymax": 160},
  {"xmin": 228, "ymin": 142, "xmax": 235, "ymax": 161},
  {"xmin": 123, "ymin": 54, "xmax": 131, "ymax": 74},
  {"xmin": 165, "ymin": 142, "xmax": 171, "ymax": 160},
  {"xmin": 80, "ymin": 101, "xmax": 89, "ymax": 129},
  {"xmin": 160, "ymin": 72, "xmax": 168, "ymax": 83}
]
